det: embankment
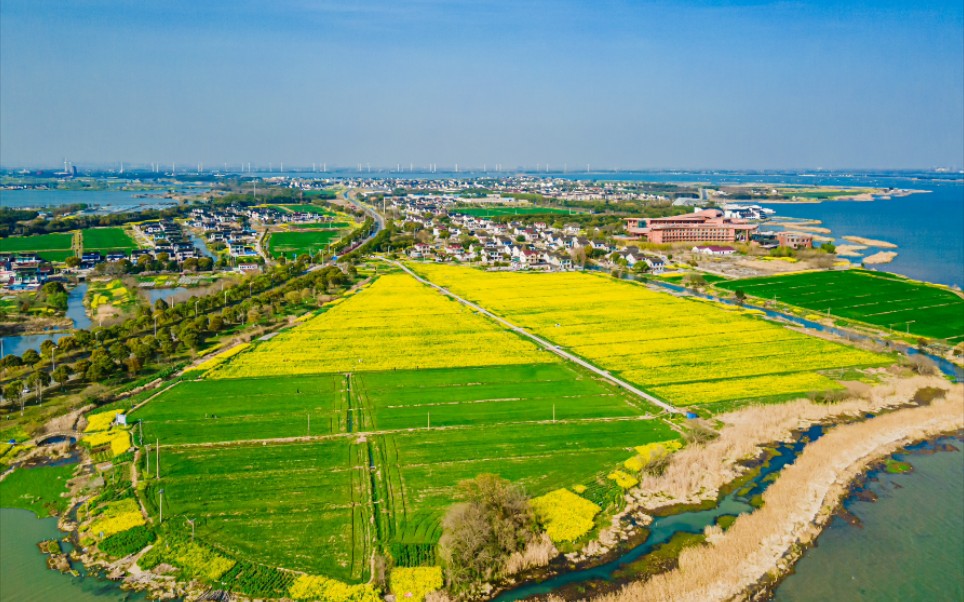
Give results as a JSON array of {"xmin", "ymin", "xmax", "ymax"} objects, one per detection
[{"xmin": 591, "ymin": 385, "xmax": 963, "ymax": 602}]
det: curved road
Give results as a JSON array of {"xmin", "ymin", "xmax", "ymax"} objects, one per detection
[{"xmin": 390, "ymin": 260, "xmax": 683, "ymax": 415}]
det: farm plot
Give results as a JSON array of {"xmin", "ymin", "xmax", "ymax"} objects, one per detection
[
  {"xmin": 353, "ymin": 363, "xmax": 648, "ymax": 431},
  {"xmin": 267, "ymin": 230, "xmax": 343, "ymax": 258},
  {"xmin": 714, "ymin": 269, "xmax": 964, "ymax": 343},
  {"xmin": 82, "ymin": 227, "xmax": 138, "ymax": 252},
  {"xmin": 147, "ymin": 438, "xmax": 371, "ymax": 581},
  {"xmin": 0, "ymin": 232, "xmax": 74, "ymax": 261},
  {"xmin": 375, "ymin": 417, "xmax": 679, "ymax": 553},
  {"xmin": 410, "ymin": 264, "xmax": 891, "ymax": 407},
  {"xmin": 134, "ymin": 375, "xmax": 349, "ymax": 445},
  {"xmin": 209, "ymin": 273, "xmax": 555, "ymax": 378}
]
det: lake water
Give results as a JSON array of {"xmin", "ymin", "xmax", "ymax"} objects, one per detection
[
  {"xmin": 774, "ymin": 438, "xmax": 964, "ymax": 602},
  {"xmin": 0, "ymin": 508, "xmax": 149, "ymax": 602},
  {"xmin": 0, "ymin": 189, "xmax": 178, "ymax": 213},
  {"xmin": 1, "ymin": 283, "xmax": 90, "ymax": 358},
  {"xmin": 758, "ymin": 180, "xmax": 964, "ymax": 288}
]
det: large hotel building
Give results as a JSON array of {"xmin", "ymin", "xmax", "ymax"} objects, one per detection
[{"xmin": 625, "ymin": 209, "xmax": 758, "ymax": 244}]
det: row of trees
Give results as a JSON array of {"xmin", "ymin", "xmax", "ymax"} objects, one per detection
[{"xmin": 0, "ymin": 261, "xmax": 354, "ymax": 412}]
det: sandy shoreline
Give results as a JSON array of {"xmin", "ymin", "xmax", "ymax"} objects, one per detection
[
  {"xmin": 842, "ymin": 235, "xmax": 898, "ymax": 249},
  {"xmin": 862, "ymin": 251, "xmax": 898, "ymax": 265},
  {"xmin": 590, "ymin": 382, "xmax": 963, "ymax": 602}
]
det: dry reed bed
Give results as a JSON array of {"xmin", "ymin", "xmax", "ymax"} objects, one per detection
[
  {"xmin": 628, "ymin": 373, "xmax": 955, "ymax": 510},
  {"xmin": 594, "ymin": 382, "xmax": 963, "ymax": 602}
]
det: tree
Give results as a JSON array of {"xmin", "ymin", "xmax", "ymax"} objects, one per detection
[
  {"xmin": 439, "ymin": 474, "xmax": 537, "ymax": 597},
  {"xmin": 40, "ymin": 339, "xmax": 57, "ymax": 359},
  {"xmin": 125, "ymin": 355, "xmax": 143, "ymax": 375},
  {"xmin": 52, "ymin": 365, "xmax": 73, "ymax": 391},
  {"xmin": 4, "ymin": 380, "xmax": 23, "ymax": 411},
  {"xmin": 182, "ymin": 257, "xmax": 199, "ymax": 272},
  {"xmin": 21, "ymin": 349, "xmax": 41, "ymax": 366},
  {"xmin": 734, "ymin": 289, "xmax": 747, "ymax": 306}
]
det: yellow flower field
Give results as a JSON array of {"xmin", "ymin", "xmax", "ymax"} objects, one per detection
[
  {"xmin": 185, "ymin": 343, "xmax": 251, "ymax": 374},
  {"xmin": 608, "ymin": 470, "xmax": 638, "ymax": 489},
  {"xmin": 390, "ymin": 566, "xmax": 444, "ymax": 602},
  {"xmin": 84, "ymin": 429, "xmax": 131, "ymax": 457},
  {"xmin": 86, "ymin": 498, "xmax": 145, "ymax": 540},
  {"xmin": 410, "ymin": 264, "xmax": 891, "ymax": 406},
  {"xmin": 210, "ymin": 274, "xmax": 554, "ymax": 378},
  {"xmin": 531, "ymin": 488, "xmax": 602, "ymax": 542},
  {"xmin": 288, "ymin": 574, "xmax": 380, "ymax": 601},
  {"xmin": 85, "ymin": 409, "xmax": 122, "ymax": 433}
]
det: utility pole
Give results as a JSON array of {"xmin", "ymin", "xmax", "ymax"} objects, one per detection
[
  {"xmin": 159, "ymin": 489, "xmax": 164, "ymax": 524},
  {"xmin": 186, "ymin": 518, "xmax": 195, "ymax": 541},
  {"xmin": 427, "ymin": 411, "xmax": 430, "ymax": 429}
]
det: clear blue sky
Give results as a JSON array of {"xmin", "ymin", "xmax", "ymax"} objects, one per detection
[{"xmin": 1, "ymin": 0, "xmax": 962, "ymax": 170}]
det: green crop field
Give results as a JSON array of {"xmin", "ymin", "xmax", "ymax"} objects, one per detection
[
  {"xmin": 144, "ymin": 438, "xmax": 371, "ymax": 580},
  {"xmin": 136, "ymin": 375, "xmax": 349, "ymax": 444},
  {"xmin": 82, "ymin": 227, "xmax": 138, "ymax": 251},
  {"xmin": 715, "ymin": 270, "xmax": 964, "ymax": 343},
  {"xmin": 0, "ymin": 233, "xmax": 74, "ymax": 254},
  {"xmin": 451, "ymin": 206, "xmax": 573, "ymax": 217},
  {"xmin": 35, "ymin": 250, "xmax": 75, "ymax": 262},
  {"xmin": 132, "ymin": 363, "xmax": 673, "ymax": 580},
  {"xmin": 267, "ymin": 230, "xmax": 344, "ymax": 258}
]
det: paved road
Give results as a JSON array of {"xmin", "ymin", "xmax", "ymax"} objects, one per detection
[{"xmin": 390, "ymin": 260, "xmax": 683, "ymax": 415}]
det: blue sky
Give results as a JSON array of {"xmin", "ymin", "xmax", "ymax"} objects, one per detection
[{"xmin": 1, "ymin": 0, "xmax": 962, "ymax": 169}]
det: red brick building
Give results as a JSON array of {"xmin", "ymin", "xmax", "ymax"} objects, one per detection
[
  {"xmin": 777, "ymin": 231, "xmax": 813, "ymax": 249},
  {"xmin": 625, "ymin": 209, "xmax": 757, "ymax": 244}
]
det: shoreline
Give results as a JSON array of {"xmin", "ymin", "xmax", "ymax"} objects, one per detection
[
  {"xmin": 589, "ymin": 387, "xmax": 964, "ymax": 602},
  {"xmin": 753, "ymin": 434, "xmax": 962, "ymax": 601}
]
